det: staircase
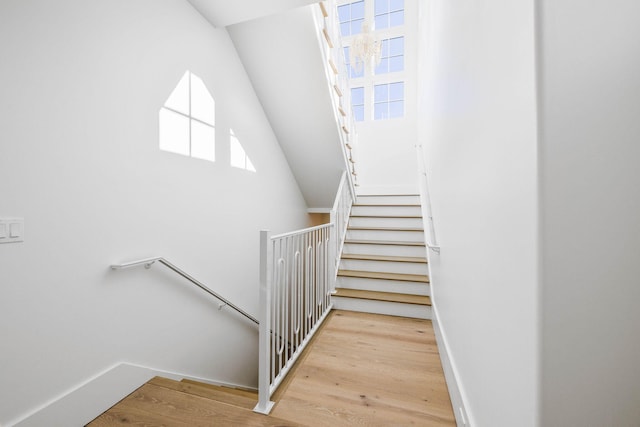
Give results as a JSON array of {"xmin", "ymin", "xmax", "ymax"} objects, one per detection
[
  {"xmin": 332, "ymin": 194, "xmax": 432, "ymax": 319},
  {"xmin": 87, "ymin": 376, "xmax": 296, "ymax": 426}
]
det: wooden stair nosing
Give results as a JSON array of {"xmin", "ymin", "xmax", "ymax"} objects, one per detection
[
  {"xmin": 344, "ymin": 239, "xmax": 426, "ymax": 247},
  {"xmin": 179, "ymin": 378, "xmax": 258, "ymax": 400},
  {"xmin": 338, "ymin": 269, "xmax": 430, "ymax": 283},
  {"xmin": 348, "ymin": 226, "xmax": 424, "ymax": 232},
  {"xmin": 149, "ymin": 377, "xmax": 257, "ymax": 410},
  {"xmin": 349, "ymin": 214, "xmax": 423, "ymax": 219},
  {"xmin": 340, "ymin": 253, "xmax": 427, "ymax": 264},
  {"xmin": 333, "ymin": 288, "xmax": 432, "ymax": 306},
  {"xmin": 357, "ymin": 194, "xmax": 420, "ymax": 197},
  {"xmin": 354, "ymin": 203, "xmax": 421, "ymax": 207},
  {"xmin": 92, "ymin": 382, "xmax": 297, "ymax": 427}
]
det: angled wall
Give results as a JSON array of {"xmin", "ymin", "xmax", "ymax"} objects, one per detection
[
  {"xmin": 538, "ymin": 0, "xmax": 640, "ymax": 424},
  {"xmin": 0, "ymin": 0, "xmax": 308, "ymax": 424}
]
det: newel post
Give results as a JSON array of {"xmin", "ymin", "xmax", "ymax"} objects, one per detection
[{"xmin": 254, "ymin": 230, "xmax": 275, "ymax": 414}]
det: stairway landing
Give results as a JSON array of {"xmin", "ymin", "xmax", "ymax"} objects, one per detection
[{"xmin": 270, "ymin": 310, "xmax": 456, "ymax": 426}]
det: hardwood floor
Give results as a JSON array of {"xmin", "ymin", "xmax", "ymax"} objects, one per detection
[
  {"xmin": 270, "ymin": 310, "xmax": 456, "ymax": 426},
  {"xmin": 87, "ymin": 310, "xmax": 455, "ymax": 426},
  {"xmin": 88, "ymin": 378, "xmax": 298, "ymax": 426}
]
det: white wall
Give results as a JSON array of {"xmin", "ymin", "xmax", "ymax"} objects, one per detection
[
  {"xmin": 0, "ymin": 0, "xmax": 308, "ymax": 424},
  {"xmin": 349, "ymin": 0, "xmax": 420, "ymax": 193},
  {"xmin": 419, "ymin": 1, "xmax": 538, "ymax": 425},
  {"xmin": 538, "ymin": 0, "xmax": 640, "ymax": 424}
]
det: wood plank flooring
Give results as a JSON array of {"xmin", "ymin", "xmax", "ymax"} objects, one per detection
[
  {"xmin": 270, "ymin": 310, "xmax": 455, "ymax": 426},
  {"xmin": 88, "ymin": 310, "xmax": 454, "ymax": 426},
  {"xmin": 88, "ymin": 379, "xmax": 297, "ymax": 426}
]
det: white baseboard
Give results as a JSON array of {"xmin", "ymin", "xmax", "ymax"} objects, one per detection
[
  {"xmin": 11, "ymin": 363, "xmax": 256, "ymax": 427},
  {"xmin": 432, "ymin": 305, "xmax": 473, "ymax": 427}
]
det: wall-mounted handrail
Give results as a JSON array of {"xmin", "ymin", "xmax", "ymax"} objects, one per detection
[
  {"xmin": 416, "ymin": 144, "xmax": 440, "ymax": 254},
  {"xmin": 111, "ymin": 257, "xmax": 258, "ymax": 325}
]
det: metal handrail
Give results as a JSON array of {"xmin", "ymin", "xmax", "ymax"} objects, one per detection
[
  {"xmin": 110, "ymin": 257, "xmax": 258, "ymax": 325},
  {"xmin": 416, "ymin": 144, "xmax": 440, "ymax": 254}
]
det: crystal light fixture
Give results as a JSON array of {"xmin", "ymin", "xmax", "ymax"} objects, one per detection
[{"xmin": 349, "ymin": 22, "xmax": 381, "ymax": 73}]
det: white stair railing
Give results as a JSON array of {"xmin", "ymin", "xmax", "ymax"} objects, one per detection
[
  {"xmin": 254, "ymin": 224, "xmax": 334, "ymax": 414},
  {"xmin": 330, "ymin": 171, "xmax": 355, "ymax": 286},
  {"xmin": 313, "ymin": 0, "xmax": 359, "ymax": 195}
]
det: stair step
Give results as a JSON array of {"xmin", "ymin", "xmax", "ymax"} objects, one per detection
[
  {"xmin": 346, "ymin": 228, "xmax": 424, "ymax": 243},
  {"xmin": 354, "ymin": 203, "xmax": 421, "ymax": 207},
  {"xmin": 344, "ymin": 239, "xmax": 425, "ymax": 247},
  {"xmin": 333, "ymin": 288, "xmax": 431, "ymax": 306},
  {"xmin": 355, "ymin": 194, "xmax": 420, "ymax": 205},
  {"xmin": 350, "ymin": 214, "xmax": 422, "ymax": 218},
  {"xmin": 348, "ymin": 226, "xmax": 424, "ymax": 232},
  {"xmin": 343, "ymin": 241, "xmax": 427, "ymax": 258},
  {"xmin": 349, "ymin": 216, "xmax": 424, "ymax": 228},
  {"xmin": 337, "ymin": 275, "xmax": 430, "ymax": 296},
  {"xmin": 338, "ymin": 269, "xmax": 429, "ymax": 283},
  {"xmin": 180, "ymin": 378, "xmax": 258, "ymax": 400},
  {"xmin": 148, "ymin": 377, "xmax": 256, "ymax": 410},
  {"xmin": 350, "ymin": 205, "xmax": 422, "ymax": 217},
  {"xmin": 88, "ymin": 380, "xmax": 294, "ymax": 426},
  {"xmin": 339, "ymin": 257, "xmax": 428, "ymax": 275},
  {"xmin": 340, "ymin": 254, "xmax": 427, "ymax": 263}
]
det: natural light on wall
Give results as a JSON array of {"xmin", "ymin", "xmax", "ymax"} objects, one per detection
[
  {"xmin": 230, "ymin": 129, "xmax": 256, "ymax": 172},
  {"xmin": 159, "ymin": 71, "xmax": 215, "ymax": 162}
]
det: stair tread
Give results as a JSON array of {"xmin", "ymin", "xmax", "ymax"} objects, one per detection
[
  {"xmin": 338, "ymin": 269, "xmax": 430, "ymax": 283},
  {"xmin": 345, "ymin": 239, "xmax": 426, "ymax": 247},
  {"xmin": 90, "ymin": 381, "xmax": 297, "ymax": 426},
  {"xmin": 357, "ymin": 194, "xmax": 420, "ymax": 197},
  {"xmin": 354, "ymin": 203, "xmax": 421, "ymax": 207},
  {"xmin": 341, "ymin": 254, "xmax": 427, "ymax": 264},
  {"xmin": 148, "ymin": 377, "xmax": 256, "ymax": 409},
  {"xmin": 350, "ymin": 214, "xmax": 423, "ymax": 218},
  {"xmin": 179, "ymin": 378, "xmax": 258, "ymax": 400},
  {"xmin": 334, "ymin": 288, "xmax": 431, "ymax": 306},
  {"xmin": 348, "ymin": 226, "xmax": 424, "ymax": 232}
]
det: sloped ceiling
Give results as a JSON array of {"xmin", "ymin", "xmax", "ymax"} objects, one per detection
[
  {"xmin": 228, "ymin": 5, "xmax": 345, "ymax": 208},
  {"xmin": 186, "ymin": 0, "xmax": 346, "ymax": 208},
  {"xmin": 186, "ymin": 0, "xmax": 318, "ymax": 28}
]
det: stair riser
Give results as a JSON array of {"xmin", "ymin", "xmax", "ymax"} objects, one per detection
[
  {"xmin": 339, "ymin": 259, "xmax": 428, "ymax": 275},
  {"xmin": 349, "ymin": 216, "xmax": 423, "ymax": 228},
  {"xmin": 336, "ymin": 277, "xmax": 430, "ymax": 296},
  {"xmin": 342, "ymin": 243, "xmax": 427, "ymax": 258},
  {"xmin": 351, "ymin": 205, "xmax": 422, "ymax": 217},
  {"xmin": 355, "ymin": 195, "xmax": 421, "ymax": 205},
  {"xmin": 346, "ymin": 229, "xmax": 425, "ymax": 243},
  {"xmin": 332, "ymin": 296, "xmax": 431, "ymax": 319}
]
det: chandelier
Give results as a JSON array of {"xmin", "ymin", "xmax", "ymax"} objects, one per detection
[{"xmin": 349, "ymin": 22, "xmax": 381, "ymax": 73}]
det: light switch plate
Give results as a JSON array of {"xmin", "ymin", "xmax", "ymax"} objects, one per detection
[{"xmin": 0, "ymin": 218, "xmax": 24, "ymax": 243}]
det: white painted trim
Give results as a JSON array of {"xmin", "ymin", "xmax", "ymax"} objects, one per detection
[
  {"xmin": 431, "ymin": 304, "xmax": 474, "ymax": 427},
  {"xmin": 307, "ymin": 207, "xmax": 332, "ymax": 214},
  {"xmin": 11, "ymin": 363, "xmax": 256, "ymax": 427}
]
